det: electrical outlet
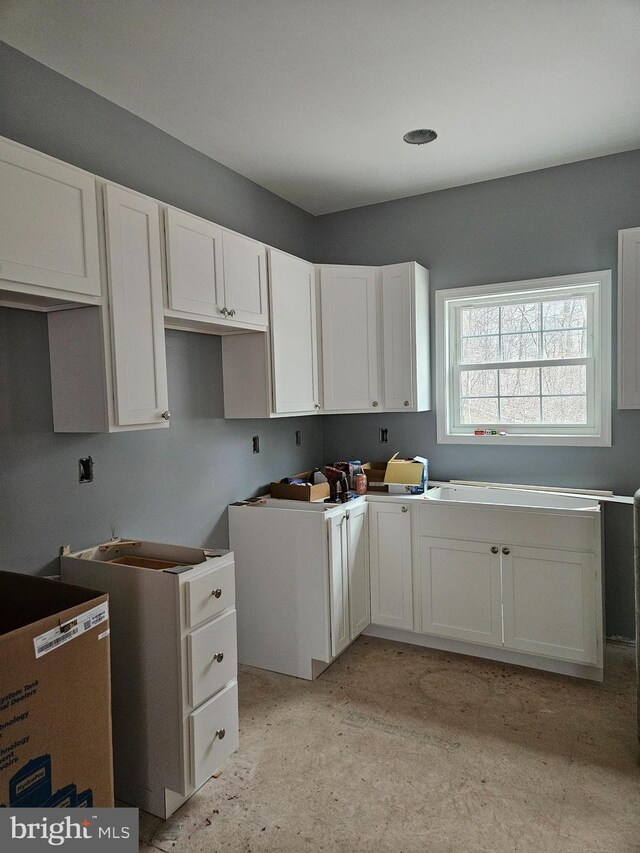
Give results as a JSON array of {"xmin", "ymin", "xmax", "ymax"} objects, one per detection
[
  {"xmin": 79, "ymin": 456, "xmax": 94, "ymax": 483},
  {"xmin": 295, "ymin": 430, "xmax": 302, "ymax": 446},
  {"xmin": 379, "ymin": 428, "xmax": 389, "ymax": 443},
  {"xmin": 252, "ymin": 435, "xmax": 260, "ymax": 453}
]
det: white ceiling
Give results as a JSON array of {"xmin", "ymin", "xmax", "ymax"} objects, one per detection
[{"xmin": 2, "ymin": 0, "xmax": 640, "ymax": 215}]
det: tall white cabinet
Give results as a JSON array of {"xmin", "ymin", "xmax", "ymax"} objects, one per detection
[
  {"xmin": 48, "ymin": 184, "xmax": 170, "ymax": 432},
  {"xmin": 221, "ymin": 249, "xmax": 320, "ymax": 418},
  {"xmin": 381, "ymin": 263, "xmax": 430, "ymax": 411},
  {"xmin": 618, "ymin": 226, "xmax": 640, "ymax": 408},
  {"xmin": 328, "ymin": 501, "xmax": 370, "ymax": 657},
  {"xmin": 319, "ymin": 266, "xmax": 382, "ymax": 411}
]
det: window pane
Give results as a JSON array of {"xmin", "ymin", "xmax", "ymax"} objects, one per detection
[
  {"xmin": 541, "ymin": 364, "xmax": 587, "ymax": 395},
  {"xmin": 460, "ymin": 398, "xmax": 498, "ymax": 424},
  {"xmin": 500, "ymin": 302, "xmax": 540, "ymax": 333},
  {"xmin": 543, "ymin": 297, "xmax": 587, "ymax": 330},
  {"xmin": 499, "ymin": 367, "xmax": 540, "ymax": 396},
  {"xmin": 461, "ymin": 306, "xmax": 499, "ymax": 336},
  {"xmin": 461, "ymin": 335, "xmax": 499, "ymax": 364},
  {"xmin": 501, "ymin": 332, "xmax": 540, "ymax": 361},
  {"xmin": 499, "ymin": 397, "xmax": 540, "ymax": 423},
  {"xmin": 460, "ymin": 370, "xmax": 498, "ymax": 397},
  {"xmin": 543, "ymin": 330, "xmax": 586, "ymax": 358},
  {"xmin": 542, "ymin": 396, "xmax": 587, "ymax": 424}
]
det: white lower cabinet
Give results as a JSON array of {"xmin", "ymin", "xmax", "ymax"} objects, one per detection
[
  {"xmin": 419, "ymin": 537, "xmax": 503, "ymax": 647},
  {"xmin": 61, "ymin": 542, "xmax": 238, "ymax": 819},
  {"xmin": 415, "ymin": 503, "xmax": 602, "ymax": 669},
  {"xmin": 229, "ymin": 499, "xmax": 369, "ymax": 680},
  {"xmin": 501, "ymin": 546, "xmax": 598, "ymax": 664},
  {"xmin": 369, "ymin": 501, "xmax": 413, "ymax": 630}
]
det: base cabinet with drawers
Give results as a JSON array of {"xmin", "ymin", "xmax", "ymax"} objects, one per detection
[{"xmin": 61, "ymin": 540, "xmax": 239, "ymax": 819}]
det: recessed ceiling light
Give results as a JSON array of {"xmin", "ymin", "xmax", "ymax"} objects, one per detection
[{"xmin": 403, "ymin": 128, "xmax": 437, "ymax": 145}]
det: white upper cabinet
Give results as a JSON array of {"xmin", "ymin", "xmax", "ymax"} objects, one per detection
[
  {"xmin": 221, "ymin": 248, "xmax": 319, "ymax": 418},
  {"xmin": 382, "ymin": 262, "xmax": 430, "ymax": 411},
  {"xmin": 0, "ymin": 136, "xmax": 101, "ymax": 304},
  {"xmin": 618, "ymin": 226, "xmax": 640, "ymax": 408},
  {"xmin": 269, "ymin": 249, "xmax": 319, "ymax": 414},
  {"xmin": 319, "ymin": 265, "xmax": 382, "ymax": 412},
  {"xmin": 164, "ymin": 206, "xmax": 267, "ymax": 333},
  {"xmin": 49, "ymin": 184, "xmax": 170, "ymax": 432},
  {"xmin": 221, "ymin": 231, "xmax": 268, "ymax": 326},
  {"xmin": 103, "ymin": 184, "xmax": 169, "ymax": 427},
  {"xmin": 165, "ymin": 207, "xmax": 224, "ymax": 319}
]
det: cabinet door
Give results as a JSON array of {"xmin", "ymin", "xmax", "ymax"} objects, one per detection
[
  {"xmin": 370, "ymin": 502, "xmax": 413, "ymax": 630},
  {"xmin": 221, "ymin": 231, "xmax": 267, "ymax": 326},
  {"xmin": 327, "ymin": 513, "xmax": 350, "ymax": 658},
  {"xmin": 419, "ymin": 537, "xmax": 503, "ymax": 646},
  {"xmin": 268, "ymin": 249, "xmax": 319, "ymax": 413},
  {"xmin": 319, "ymin": 266, "xmax": 381, "ymax": 411},
  {"xmin": 103, "ymin": 184, "xmax": 169, "ymax": 427},
  {"xmin": 0, "ymin": 138, "xmax": 101, "ymax": 299},
  {"xmin": 165, "ymin": 207, "xmax": 224, "ymax": 319},
  {"xmin": 382, "ymin": 264, "xmax": 415, "ymax": 411},
  {"xmin": 618, "ymin": 227, "xmax": 640, "ymax": 408},
  {"xmin": 502, "ymin": 546, "xmax": 598, "ymax": 664},
  {"xmin": 347, "ymin": 502, "xmax": 370, "ymax": 640}
]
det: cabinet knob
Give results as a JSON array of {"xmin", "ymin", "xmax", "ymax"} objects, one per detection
[
  {"xmin": 314, "ymin": 403, "xmax": 320, "ymax": 409},
  {"xmin": 404, "ymin": 400, "xmax": 411, "ymax": 407},
  {"xmin": 214, "ymin": 652, "xmax": 224, "ymax": 663},
  {"xmin": 212, "ymin": 588, "xmax": 222, "ymax": 598},
  {"xmin": 220, "ymin": 307, "xmax": 229, "ymax": 317},
  {"xmin": 502, "ymin": 547, "xmax": 511, "ymax": 555},
  {"xmin": 229, "ymin": 308, "xmax": 236, "ymax": 317},
  {"xmin": 214, "ymin": 728, "xmax": 226, "ymax": 741},
  {"xmin": 491, "ymin": 546, "xmax": 499, "ymax": 554},
  {"xmin": 401, "ymin": 506, "xmax": 408, "ymax": 513},
  {"xmin": 161, "ymin": 410, "xmax": 171, "ymax": 421},
  {"xmin": 372, "ymin": 400, "xmax": 379, "ymax": 407}
]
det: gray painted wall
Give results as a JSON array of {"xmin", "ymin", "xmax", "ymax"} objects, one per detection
[
  {"xmin": 0, "ymin": 44, "xmax": 321, "ymax": 575},
  {"xmin": 317, "ymin": 152, "xmax": 640, "ymax": 638},
  {"xmin": 1, "ymin": 42, "xmax": 639, "ymax": 639}
]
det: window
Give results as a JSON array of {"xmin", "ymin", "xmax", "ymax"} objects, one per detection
[{"xmin": 436, "ymin": 271, "xmax": 611, "ymax": 446}]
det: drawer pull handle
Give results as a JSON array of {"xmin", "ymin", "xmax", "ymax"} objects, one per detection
[
  {"xmin": 502, "ymin": 547, "xmax": 511, "ymax": 555},
  {"xmin": 491, "ymin": 546, "xmax": 499, "ymax": 554},
  {"xmin": 401, "ymin": 506, "xmax": 408, "ymax": 513},
  {"xmin": 214, "ymin": 728, "xmax": 226, "ymax": 741},
  {"xmin": 214, "ymin": 652, "xmax": 224, "ymax": 663},
  {"xmin": 212, "ymin": 588, "xmax": 222, "ymax": 598}
]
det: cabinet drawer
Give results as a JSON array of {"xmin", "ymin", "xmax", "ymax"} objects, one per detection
[
  {"xmin": 418, "ymin": 504, "xmax": 596, "ymax": 552},
  {"xmin": 189, "ymin": 680, "xmax": 239, "ymax": 790},
  {"xmin": 185, "ymin": 561, "xmax": 235, "ymax": 628},
  {"xmin": 188, "ymin": 610, "xmax": 238, "ymax": 708}
]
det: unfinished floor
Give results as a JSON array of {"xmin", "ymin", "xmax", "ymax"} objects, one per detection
[{"xmin": 139, "ymin": 638, "xmax": 639, "ymax": 852}]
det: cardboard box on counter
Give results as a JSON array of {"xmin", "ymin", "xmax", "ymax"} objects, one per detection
[
  {"xmin": 0, "ymin": 572, "xmax": 114, "ymax": 808},
  {"xmin": 384, "ymin": 453, "xmax": 428, "ymax": 490},
  {"xmin": 362, "ymin": 461, "xmax": 389, "ymax": 488},
  {"xmin": 270, "ymin": 471, "xmax": 330, "ymax": 502},
  {"xmin": 363, "ymin": 454, "xmax": 428, "ymax": 492}
]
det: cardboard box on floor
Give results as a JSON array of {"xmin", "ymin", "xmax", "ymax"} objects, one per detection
[{"xmin": 0, "ymin": 572, "xmax": 114, "ymax": 808}]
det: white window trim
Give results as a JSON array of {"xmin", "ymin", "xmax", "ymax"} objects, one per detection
[{"xmin": 436, "ymin": 270, "xmax": 612, "ymax": 447}]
